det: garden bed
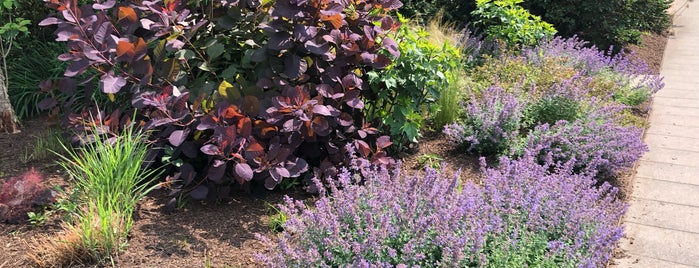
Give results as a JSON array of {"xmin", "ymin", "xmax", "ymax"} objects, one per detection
[{"xmin": 0, "ymin": 13, "xmax": 668, "ymax": 268}]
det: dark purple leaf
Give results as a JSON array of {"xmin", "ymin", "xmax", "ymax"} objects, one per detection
[
  {"xmin": 319, "ymin": 3, "xmax": 343, "ymax": 15},
  {"xmin": 55, "ymin": 29, "xmax": 76, "ymax": 42},
  {"xmin": 354, "ymin": 140, "xmax": 371, "ymax": 157},
  {"xmin": 312, "ymin": 117, "xmax": 331, "ymax": 136},
  {"xmin": 65, "ymin": 59, "xmax": 90, "ymax": 77},
  {"xmin": 274, "ymin": 166, "xmax": 290, "ymax": 178},
  {"xmin": 38, "ymin": 98, "xmax": 58, "ymax": 110},
  {"xmin": 57, "ymin": 52, "xmax": 75, "ymax": 62},
  {"xmin": 293, "ymin": 25, "xmax": 318, "ymax": 42},
  {"xmin": 344, "ymin": 90, "xmax": 364, "ymax": 109},
  {"xmin": 93, "ymin": 0, "xmax": 116, "ymax": 10},
  {"xmin": 304, "ymin": 40, "xmax": 331, "ymax": 57},
  {"xmin": 380, "ymin": 16, "xmax": 395, "ymax": 32},
  {"xmin": 360, "ymin": 51, "xmax": 377, "ymax": 65},
  {"xmin": 264, "ymin": 177, "xmax": 278, "ymax": 190},
  {"xmin": 341, "ymin": 74, "xmax": 362, "ymax": 90},
  {"xmin": 38, "ymin": 17, "xmax": 60, "ymax": 26},
  {"xmin": 100, "ymin": 72, "xmax": 127, "ymax": 94},
  {"xmin": 358, "ymin": 129, "xmax": 367, "ymax": 138},
  {"xmin": 269, "ymin": 32, "xmax": 293, "ymax": 50},
  {"xmin": 373, "ymin": 54, "xmax": 392, "ymax": 69},
  {"xmin": 169, "ymin": 129, "xmax": 190, "ymax": 147},
  {"xmin": 94, "ymin": 22, "xmax": 112, "ymax": 44},
  {"xmin": 166, "ymin": 39, "xmax": 185, "ymax": 51},
  {"xmin": 286, "ymin": 157, "xmax": 308, "ymax": 176},
  {"xmin": 284, "ymin": 54, "xmax": 307, "ymax": 78},
  {"xmin": 84, "ymin": 49, "xmax": 105, "ymax": 63},
  {"xmin": 208, "ymin": 160, "xmax": 227, "ymax": 182},
  {"xmin": 190, "ymin": 185, "xmax": 208, "ymax": 199},
  {"xmin": 181, "ymin": 142, "xmax": 199, "ymax": 158},
  {"xmin": 338, "ymin": 112, "xmax": 353, "ymax": 126},
  {"xmin": 376, "ymin": 135, "xmax": 392, "ymax": 149},
  {"xmin": 250, "ymin": 47, "xmax": 267, "ymax": 62},
  {"xmin": 363, "ymin": 26, "xmax": 375, "ymax": 41},
  {"xmin": 380, "ymin": 0, "xmax": 403, "ymax": 10},
  {"xmin": 197, "ymin": 116, "xmax": 217, "ymax": 130},
  {"xmin": 201, "ymin": 144, "xmax": 221, "ymax": 155},
  {"xmin": 382, "ymin": 37, "xmax": 400, "ymax": 58},
  {"xmin": 180, "ymin": 163, "xmax": 196, "ymax": 185},
  {"xmin": 235, "ymin": 163, "xmax": 254, "ymax": 181},
  {"xmin": 312, "ymin": 105, "xmax": 332, "ymax": 116}
]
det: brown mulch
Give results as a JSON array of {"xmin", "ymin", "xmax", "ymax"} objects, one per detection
[{"xmin": 0, "ymin": 31, "xmax": 668, "ymax": 267}]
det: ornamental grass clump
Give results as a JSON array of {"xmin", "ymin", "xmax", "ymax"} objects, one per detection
[
  {"xmin": 258, "ymin": 155, "xmax": 626, "ymax": 267},
  {"xmin": 54, "ymin": 124, "xmax": 161, "ymax": 263}
]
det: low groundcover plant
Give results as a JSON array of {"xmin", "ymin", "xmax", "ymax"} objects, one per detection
[{"xmin": 257, "ymin": 153, "xmax": 626, "ymax": 267}]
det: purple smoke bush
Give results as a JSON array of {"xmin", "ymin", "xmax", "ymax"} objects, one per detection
[{"xmin": 257, "ymin": 154, "xmax": 626, "ymax": 267}]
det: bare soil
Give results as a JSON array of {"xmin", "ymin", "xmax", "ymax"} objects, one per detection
[{"xmin": 0, "ymin": 31, "xmax": 667, "ymax": 267}]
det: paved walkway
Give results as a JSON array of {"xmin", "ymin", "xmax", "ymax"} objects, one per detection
[{"xmin": 612, "ymin": 2, "xmax": 699, "ymax": 267}]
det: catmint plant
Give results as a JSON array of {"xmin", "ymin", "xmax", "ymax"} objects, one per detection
[
  {"xmin": 258, "ymin": 153, "xmax": 626, "ymax": 267},
  {"xmin": 444, "ymin": 83, "xmax": 525, "ymax": 156}
]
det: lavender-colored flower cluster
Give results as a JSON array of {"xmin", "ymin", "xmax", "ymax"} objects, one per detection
[
  {"xmin": 257, "ymin": 155, "xmax": 626, "ymax": 267},
  {"xmin": 446, "ymin": 36, "xmax": 658, "ymax": 179},
  {"xmin": 481, "ymin": 155, "xmax": 627, "ymax": 266},
  {"xmin": 524, "ymin": 36, "xmax": 664, "ymax": 98},
  {"xmin": 521, "ymin": 117, "xmax": 647, "ymax": 178},
  {"xmin": 445, "ymin": 84, "xmax": 525, "ymax": 156}
]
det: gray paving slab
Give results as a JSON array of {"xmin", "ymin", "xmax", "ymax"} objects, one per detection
[
  {"xmin": 651, "ymin": 96, "xmax": 699, "ymax": 108},
  {"xmin": 625, "ymin": 198, "xmax": 699, "ymax": 233},
  {"xmin": 619, "ymin": 223, "xmax": 699, "ymax": 267},
  {"xmin": 631, "ymin": 177, "xmax": 699, "ymax": 207},
  {"xmin": 653, "ymin": 89, "xmax": 699, "ymax": 99},
  {"xmin": 645, "ymin": 123, "xmax": 699, "ymax": 139},
  {"xmin": 612, "ymin": 253, "xmax": 697, "ymax": 268},
  {"xmin": 635, "ymin": 160, "xmax": 699, "ymax": 185},
  {"xmin": 647, "ymin": 114, "xmax": 699, "ymax": 128},
  {"xmin": 640, "ymin": 147, "xmax": 699, "ymax": 166},
  {"xmin": 649, "ymin": 105, "xmax": 699, "ymax": 117},
  {"xmin": 644, "ymin": 133, "xmax": 699, "ymax": 151}
]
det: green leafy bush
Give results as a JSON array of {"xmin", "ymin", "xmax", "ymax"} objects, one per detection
[
  {"xmin": 366, "ymin": 15, "xmax": 463, "ymax": 148},
  {"xmin": 472, "ymin": 0, "xmax": 556, "ymax": 48},
  {"xmin": 521, "ymin": 0, "xmax": 671, "ymax": 51},
  {"xmin": 397, "ymin": 0, "xmax": 476, "ymax": 27},
  {"xmin": 523, "ymin": 95, "xmax": 582, "ymax": 127}
]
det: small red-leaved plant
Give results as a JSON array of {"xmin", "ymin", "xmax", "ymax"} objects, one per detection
[{"xmin": 0, "ymin": 168, "xmax": 56, "ymax": 224}]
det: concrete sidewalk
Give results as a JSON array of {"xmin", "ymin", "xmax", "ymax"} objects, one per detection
[{"xmin": 612, "ymin": 2, "xmax": 699, "ymax": 267}]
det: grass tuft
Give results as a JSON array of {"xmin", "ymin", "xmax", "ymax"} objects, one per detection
[{"xmin": 50, "ymin": 123, "xmax": 160, "ymax": 264}]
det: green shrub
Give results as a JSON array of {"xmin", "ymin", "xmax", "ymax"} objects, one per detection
[
  {"xmin": 367, "ymin": 15, "xmax": 463, "ymax": 148},
  {"xmin": 56, "ymin": 124, "xmax": 160, "ymax": 262},
  {"xmin": 521, "ymin": 0, "xmax": 671, "ymax": 51},
  {"xmin": 470, "ymin": 56, "xmax": 578, "ymax": 94},
  {"xmin": 523, "ymin": 95, "xmax": 582, "ymax": 127},
  {"xmin": 398, "ymin": 0, "xmax": 477, "ymax": 27},
  {"xmin": 472, "ymin": 0, "xmax": 556, "ymax": 48}
]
